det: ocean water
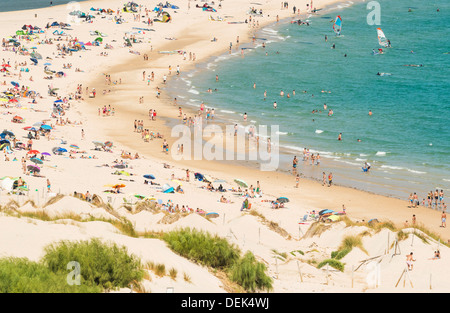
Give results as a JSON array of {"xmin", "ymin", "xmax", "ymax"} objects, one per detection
[
  {"xmin": 0, "ymin": 0, "xmax": 87, "ymax": 12},
  {"xmin": 168, "ymin": 0, "xmax": 450, "ymax": 200}
]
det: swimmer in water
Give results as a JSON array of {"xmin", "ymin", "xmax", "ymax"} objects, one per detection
[{"xmin": 369, "ymin": 110, "xmax": 372, "ymax": 116}]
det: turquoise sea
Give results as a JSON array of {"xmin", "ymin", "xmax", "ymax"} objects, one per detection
[{"xmin": 168, "ymin": 0, "xmax": 450, "ymax": 201}]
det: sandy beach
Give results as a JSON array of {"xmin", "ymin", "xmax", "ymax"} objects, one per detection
[{"xmin": 0, "ymin": 0, "xmax": 449, "ymax": 294}]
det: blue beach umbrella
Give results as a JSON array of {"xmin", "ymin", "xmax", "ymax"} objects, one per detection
[
  {"xmin": 30, "ymin": 157, "xmax": 43, "ymax": 164},
  {"xmin": 143, "ymin": 174, "xmax": 155, "ymax": 180},
  {"xmin": 40, "ymin": 125, "xmax": 52, "ymax": 130}
]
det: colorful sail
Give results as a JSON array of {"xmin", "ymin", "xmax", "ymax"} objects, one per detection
[
  {"xmin": 377, "ymin": 28, "xmax": 389, "ymax": 47},
  {"xmin": 333, "ymin": 15, "xmax": 342, "ymax": 35}
]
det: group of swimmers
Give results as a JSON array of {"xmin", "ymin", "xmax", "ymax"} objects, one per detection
[{"xmin": 409, "ymin": 190, "xmax": 446, "ymax": 211}]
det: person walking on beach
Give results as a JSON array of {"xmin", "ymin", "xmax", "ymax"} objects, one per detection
[
  {"xmin": 47, "ymin": 179, "xmax": 51, "ymax": 192},
  {"xmin": 406, "ymin": 252, "xmax": 416, "ymax": 271},
  {"xmin": 295, "ymin": 174, "xmax": 300, "ymax": 188},
  {"xmin": 328, "ymin": 172, "xmax": 333, "ymax": 187},
  {"xmin": 441, "ymin": 211, "xmax": 446, "ymax": 228},
  {"xmin": 292, "ymin": 156, "xmax": 298, "ymax": 174}
]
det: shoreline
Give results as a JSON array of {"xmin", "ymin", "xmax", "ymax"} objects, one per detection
[
  {"xmin": 77, "ymin": 0, "xmax": 450, "ymax": 238},
  {"xmin": 161, "ymin": 1, "xmax": 450, "ymax": 202}
]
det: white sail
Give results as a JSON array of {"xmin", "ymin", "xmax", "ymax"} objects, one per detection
[{"xmin": 377, "ymin": 28, "xmax": 389, "ymax": 47}]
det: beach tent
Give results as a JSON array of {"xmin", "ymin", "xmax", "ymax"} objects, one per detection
[
  {"xmin": 155, "ymin": 11, "xmax": 171, "ymax": 23},
  {"xmin": 162, "ymin": 184, "xmax": 174, "ymax": 193},
  {"xmin": 194, "ymin": 172, "xmax": 204, "ymax": 181},
  {"xmin": 234, "ymin": 179, "xmax": 248, "ymax": 188}
]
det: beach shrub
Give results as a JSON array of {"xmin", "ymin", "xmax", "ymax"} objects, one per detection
[
  {"xmin": 230, "ymin": 251, "xmax": 273, "ymax": 293},
  {"xmin": 331, "ymin": 248, "xmax": 351, "ymax": 260},
  {"xmin": 163, "ymin": 228, "xmax": 240, "ymax": 268},
  {"xmin": 0, "ymin": 257, "xmax": 100, "ymax": 293},
  {"xmin": 163, "ymin": 228, "xmax": 272, "ymax": 292},
  {"xmin": 41, "ymin": 238, "xmax": 144, "ymax": 290},
  {"xmin": 317, "ymin": 259, "xmax": 345, "ymax": 272},
  {"xmin": 338, "ymin": 235, "xmax": 368, "ymax": 255}
]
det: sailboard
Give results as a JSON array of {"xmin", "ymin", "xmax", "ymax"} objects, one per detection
[
  {"xmin": 377, "ymin": 28, "xmax": 389, "ymax": 47},
  {"xmin": 333, "ymin": 15, "xmax": 342, "ymax": 36}
]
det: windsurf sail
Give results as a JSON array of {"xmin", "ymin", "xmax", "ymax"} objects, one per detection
[
  {"xmin": 333, "ymin": 15, "xmax": 342, "ymax": 35},
  {"xmin": 377, "ymin": 28, "xmax": 389, "ymax": 47}
]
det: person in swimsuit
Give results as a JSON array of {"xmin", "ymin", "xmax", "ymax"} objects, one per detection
[
  {"xmin": 406, "ymin": 252, "xmax": 416, "ymax": 270},
  {"xmin": 434, "ymin": 190, "xmax": 439, "ymax": 208},
  {"xmin": 292, "ymin": 156, "xmax": 298, "ymax": 174}
]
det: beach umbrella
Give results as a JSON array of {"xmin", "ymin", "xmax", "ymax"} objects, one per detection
[
  {"xmin": 57, "ymin": 147, "xmax": 68, "ymax": 153},
  {"xmin": 1, "ymin": 64, "xmax": 10, "ymax": 67},
  {"xmin": 234, "ymin": 179, "xmax": 248, "ymax": 188},
  {"xmin": 171, "ymin": 179, "xmax": 183, "ymax": 186},
  {"xmin": 214, "ymin": 179, "xmax": 227, "ymax": 183},
  {"xmin": 203, "ymin": 175, "xmax": 213, "ymax": 183},
  {"xmin": 113, "ymin": 164, "xmax": 126, "ymax": 169},
  {"xmin": 0, "ymin": 139, "xmax": 10, "ymax": 145},
  {"xmin": 206, "ymin": 212, "xmax": 219, "ymax": 218},
  {"xmin": 27, "ymin": 150, "xmax": 40, "ymax": 155},
  {"xmin": 319, "ymin": 209, "xmax": 334, "ymax": 216},
  {"xmin": 13, "ymin": 115, "xmax": 23, "ymax": 120},
  {"xmin": 30, "ymin": 157, "xmax": 43, "ymax": 164},
  {"xmin": 277, "ymin": 197, "xmax": 290, "ymax": 203},
  {"xmin": 0, "ymin": 143, "xmax": 10, "ymax": 150},
  {"xmin": 40, "ymin": 125, "xmax": 52, "ymax": 130},
  {"xmin": 1, "ymin": 178, "xmax": 14, "ymax": 192},
  {"xmin": 326, "ymin": 215, "xmax": 340, "ymax": 222},
  {"xmin": 44, "ymin": 62, "xmax": 52, "ymax": 66},
  {"xmin": 143, "ymin": 174, "xmax": 155, "ymax": 180},
  {"xmin": 104, "ymin": 141, "xmax": 113, "ymax": 147},
  {"xmin": 33, "ymin": 122, "xmax": 43, "ymax": 127},
  {"xmin": 70, "ymin": 144, "xmax": 79, "ymax": 149},
  {"xmin": 23, "ymin": 126, "xmax": 37, "ymax": 131},
  {"xmin": 27, "ymin": 165, "xmax": 40, "ymax": 172},
  {"xmin": 94, "ymin": 37, "xmax": 103, "ymax": 42},
  {"xmin": 41, "ymin": 152, "xmax": 51, "ymax": 156},
  {"xmin": 92, "ymin": 141, "xmax": 105, "ymax": 147},
  {"xmin": 30, "ymin": 58, "xmax": 38, "ymax": 64},
  {"xmin": 11, "ymin": 81, "xmax": 19, "ymax": 87}
]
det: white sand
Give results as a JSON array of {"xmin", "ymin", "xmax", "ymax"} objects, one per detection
[{"xmin": 0, "ymin": 0, "xmax": 449, "ymax": 293}]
